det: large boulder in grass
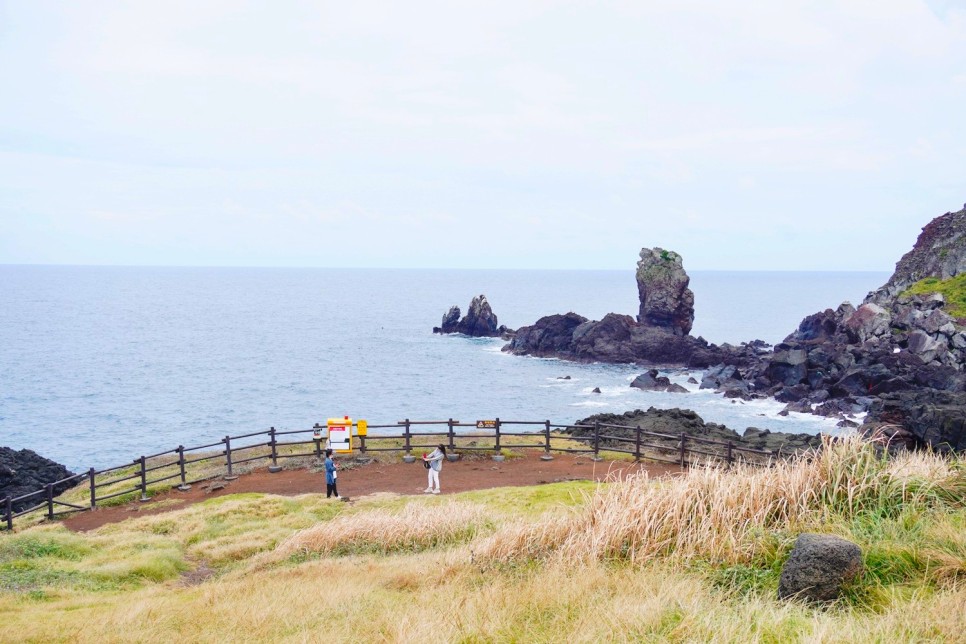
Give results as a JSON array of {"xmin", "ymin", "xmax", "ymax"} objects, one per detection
[{"xmin": 778, "ymin": 533, "xmax": 864, "ymax": 602}]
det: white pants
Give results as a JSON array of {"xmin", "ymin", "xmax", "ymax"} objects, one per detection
[{"xmin": 427, "ymin": 468, "xmax": 440, "ymax": 491}]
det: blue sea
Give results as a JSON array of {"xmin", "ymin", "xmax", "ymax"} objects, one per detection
[{"xmin": 0, "ymin": 266, "xmax": 889, "ymax": 471}]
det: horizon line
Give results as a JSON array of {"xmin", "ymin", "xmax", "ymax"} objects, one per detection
[{"xmin": 0, "ymin": 262, "xmax": 895, "ymax": 273}]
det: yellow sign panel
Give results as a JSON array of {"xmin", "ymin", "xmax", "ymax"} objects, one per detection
[{"xmin": 357, "ymin": 420, "xmax": 368, "ymax": 436}]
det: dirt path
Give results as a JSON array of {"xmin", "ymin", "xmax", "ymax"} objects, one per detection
[{"xmin": 64, "ymin": 451, "xmax": 682, "ymax": 532}]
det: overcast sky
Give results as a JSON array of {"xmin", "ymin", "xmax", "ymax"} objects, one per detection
[{"xmin": 1, "ymin": 1, "xmax": 964, "ymax": 270}]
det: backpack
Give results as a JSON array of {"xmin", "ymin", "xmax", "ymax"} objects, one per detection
[{"xmin": 423, "ymin": 459, "xmax": 431, "ymax": 469}]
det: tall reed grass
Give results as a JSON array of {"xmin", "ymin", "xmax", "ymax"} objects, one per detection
[{"xmin": 477, "ymin": 437, "xmax": 965, "ymax": 568}]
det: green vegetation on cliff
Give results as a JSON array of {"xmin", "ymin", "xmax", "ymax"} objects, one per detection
[{"xmin": 902, "ymin": 274, "xmax": 966, "ymax": 318}]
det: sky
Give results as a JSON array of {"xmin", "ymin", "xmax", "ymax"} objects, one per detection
[{"xmin": 1, "ymin": 1, "xmax": 965, "ymax": 271}]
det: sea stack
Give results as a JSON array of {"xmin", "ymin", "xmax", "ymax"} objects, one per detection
[
  {"xmin": 434, "ymin": 294, "xmax": 510, "ymax": 337},
  {"xmin": 636, "ymin": 248, "xmax": 695, "ymax": 336},
  {"xmin": 504, "ymin": 247, "xmax": 762, "ymax": 367}
]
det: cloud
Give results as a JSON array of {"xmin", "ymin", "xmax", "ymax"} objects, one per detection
[{"xmin": 0, "ymin": 1, "xmax": 964, "ymax": 269}]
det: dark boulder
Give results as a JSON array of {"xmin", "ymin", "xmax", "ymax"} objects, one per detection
[
  {"xmin": 630, "ymin": 369, "xmax": 688, "ymax": 393},
  {"xmin": 0, "ymin": 448, "xmax": 76, "ymax": 514},
  {"xmin": 778, "ymin": 533, "xmax": 863, "ymax": 602},
  {"xmin": 764, "ymin": 347, "xmax": 808, "ymax": 387}
]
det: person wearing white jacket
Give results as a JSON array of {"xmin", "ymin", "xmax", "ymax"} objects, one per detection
[{"xmin": 423, "ymin": 444, "xmax": 446, "ymax": 494}]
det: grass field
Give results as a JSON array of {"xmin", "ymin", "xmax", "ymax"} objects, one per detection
[{"xmin": 1, "ymin": 438, "xmax": 963, "ymax": 643}]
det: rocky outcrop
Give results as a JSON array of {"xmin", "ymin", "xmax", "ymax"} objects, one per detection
[
  {"xmin": 687, "ymin": 205, "xmax": 966, "ymax": 453},
  {"xmin": 630, "ymin": 369, "xmax": 688, "ymax": 393},
  {"xmin": 636, "ymin": 248, "xmax": 695, "ymax": 336},
  {"xmin": 862, "ymin": 390, "xmax": 966, "ymax": 453},
  {"xmin": 867, "ymin": 205, "xmax": 966, "ymax": 306},
  {"xmin": 505, "ymin": 312, "xmax": 764, "ymax": 368},
  {"xmin": 502, "ymin": 247, "xmax": 748, "ymax": 366},
  {"xmin": 1, "ymin": 448, "xmax": 76, "ymax": 513},
  {"xmin": 778, "ymin": 533, "xmax": 863, "ymax": 602},
  {"xmin": 434, "ymin": 295, "xmax": 512, "ymax": 338},
  {"xmin": 570, "ymin": 409, "xmax": 823, "ymax": 456},
  {"xmin": 438, "ymin": 306, "xmax": 460, "ymax": 334}
]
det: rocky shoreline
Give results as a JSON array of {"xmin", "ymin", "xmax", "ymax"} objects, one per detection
[
  {"xmin": 438, "ymin": 204, "xmax": 966, "ymax": 454},
  {"xmin": 1, "ymin": 447, "xmax": 75, "ymax": 513},
  {"xmin": 570, "ymin": 408, "xmax": 825, "ymax": 458}
]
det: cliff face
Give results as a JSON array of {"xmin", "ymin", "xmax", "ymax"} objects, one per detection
[
  {"xmin": 728, "ymin": 204, "xmax": 966, "ymax": 452},
  {"xmin": 867, "ymin": 205, "xmax": 966, "ymax": 305}
]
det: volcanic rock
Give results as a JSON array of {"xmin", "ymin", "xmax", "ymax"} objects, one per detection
[
  {"xmin": 630, "ymin": 369, "xmax": 688, "ymax": 393},
  {"xmin": 0, "ymin": 448, "xmax": 76, "ymax": 514},
  {"xmin": 434, "ymin": 295, "xmax": 511, "ymax": 337},
  {"xmin": 570, "ymin": 409, "xmax": 822, "ymax": 456},
  {"xmin": 866, "ymin": 205, "xmax": 966, "ymax": 305},
  {"xmin": 438, "ymin": 306, "xmax": 460, "ymax": 333},
  {"xmin": 862, "ymin": 390, "xmax": 966, "ymax": 453},
  {"xmin": 778, "ymin": 533, "xmax": 863, "ymax": 602},
  {"xmin": 636, "ymin": 248, "xmax": 695, "ymax": 336}
]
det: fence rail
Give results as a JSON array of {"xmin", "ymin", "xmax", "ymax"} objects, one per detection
[{"xmin": 1, "ymin": 417, "xmax": 792, "ymax": 531}]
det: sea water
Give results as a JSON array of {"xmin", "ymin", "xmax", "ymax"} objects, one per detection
[{"xmin": 0, "ymin": 266, "xmax": 889, "ymax": 471}]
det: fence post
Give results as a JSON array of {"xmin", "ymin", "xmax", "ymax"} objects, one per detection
[
  {"xmin": 177, "ymin": 446, "xmax": 191, "ymax": 491},
  {"xmin": 268, "ymin": 427, "xmax": 282, "ymax": 473},
  {"xmin": 447, "ymin": 418, "xmax": 455, "ymax": 452},
  {"xmin": 679, "ymin": 433, "xmax": 687, "ymax": 467},
  {"xmin": 592, "ymin": 420, "xmax": 602, "ymax": 461},
  {"xmin": 726, "ymin": 441, "xmax": 734, "ymax": 466},
  {"xmin": 46, "ymin": 483, "xmax": 55, "ymax": 520},
  {"xmin": 224, "ymin": 435, "xmax": 238, "ymax": 481},
  {"xmin": 541, "ymin": 420, "xmax": 553, "ymax": 461},
  {"xmin": 313, "ymin": 423, "xmax": 323, "ymax": 460},
  {"xmin": 635, "ymin": 425, "xmax": 642, "ymax": 462},
  {"xmin": 4, "ymin": 496, "xmax": 11, "ymax": 531},
  {"xmin": 88, "ymin": 468, "xmax": 97, "ymax": 509},
  {"xmin": 139, "ymin": 456, "xmax": 151, "ymax": 502},
  {"xmin": 402, "ymin": 419, "xmax": 415, "ymax": 462},
  {"xmin": 359, "ymin": 434, "xmax": 366, "ymax": 454},
  {"xmin": 493, "ymin": 418, "xmax": 504, "ymax": 461}
]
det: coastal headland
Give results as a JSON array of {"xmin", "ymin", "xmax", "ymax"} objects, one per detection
[{"xmin": 443, "ymin": 204, "xmax": 966, "ymax": 454}]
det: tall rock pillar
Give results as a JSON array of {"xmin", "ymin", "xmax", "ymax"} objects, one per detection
[{"xmin": 636, "ymin": 247, "xmax": 695, "ymax": 336}]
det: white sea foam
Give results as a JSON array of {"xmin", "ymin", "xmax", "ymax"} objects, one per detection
[{"xmin": 569, "ymin": 400, "xmax": 611, "ymax": 408}]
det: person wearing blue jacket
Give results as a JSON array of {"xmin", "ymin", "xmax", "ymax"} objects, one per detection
[
  {"xmin": 324, "ymin": 449, "xmax": 340, "ymax": 499},
  {"xmin": 423, "ymin": 444, "xmax": 445, "ymax": 494}
]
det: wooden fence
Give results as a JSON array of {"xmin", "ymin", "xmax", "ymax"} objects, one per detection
[{"xmin": 1, "ymin": 418, "xmax": 783, "ymax": 531}]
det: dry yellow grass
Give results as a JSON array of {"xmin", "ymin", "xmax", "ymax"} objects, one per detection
[
  {"xmin": 2, "ymin": 438, "xmax": 963, "ymax": 643},
  {"xmin": 272, "ymin": 500, "xmax": 489, "ymax": 560},
  {"xmin": 476, "ymin": 437, "xmax": 965, "ymax": 567}
]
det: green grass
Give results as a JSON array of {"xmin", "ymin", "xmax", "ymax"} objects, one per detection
[{"xmin": 902, "ymin": 274, "xmax": 966, "ymax": 319}]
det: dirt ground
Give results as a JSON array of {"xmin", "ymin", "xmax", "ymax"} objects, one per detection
[{"xmin": 63, "ymin": 451, "xmax": 682, "ymax": 532}]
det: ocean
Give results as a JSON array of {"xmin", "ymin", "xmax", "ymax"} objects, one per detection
[{"xmin": 0, "ymin": 266, "xmax": 890, "ymax": 471}]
